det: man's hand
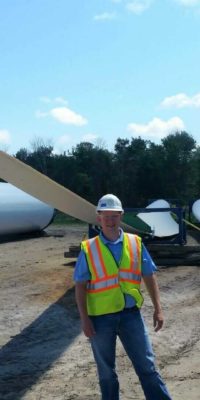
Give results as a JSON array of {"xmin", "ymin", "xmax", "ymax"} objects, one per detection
[
  {"xmin": 75, "ymin": 282, "xmax": 96, "ymax": 337},
  {"xmin": 81, "ymin": 316, "xmax": 96, "ymax": 338},
  {"xmin": 153, "ymin": 309, "xmax": 164, "ymax": 332},
  {"xmin": 143, "ymin": 274, "xmax": 165, "ymax": 332}
]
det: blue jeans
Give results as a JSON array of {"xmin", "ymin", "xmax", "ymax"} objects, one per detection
[{"xmin": 90, "ymin": 308, "xmax": 172, "ymax": 400}]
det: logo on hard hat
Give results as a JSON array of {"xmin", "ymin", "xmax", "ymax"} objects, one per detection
[{"xmin": 100, "ymin": 202, "xmax": 107, "ymax": 208}]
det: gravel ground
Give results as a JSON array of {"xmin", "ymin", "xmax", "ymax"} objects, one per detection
[{"xmin": 0, "ymin": 224, "xmax": 200, "ymax": 400}]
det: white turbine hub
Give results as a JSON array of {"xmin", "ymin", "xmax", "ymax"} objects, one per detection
[{"xmin": 137, "ymin": 199, "xmax": 179, "ymax": 237}]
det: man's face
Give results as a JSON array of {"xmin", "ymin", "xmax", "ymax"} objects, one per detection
[{"xmin": 97, "ymin": 211, "xmax": 122, "ymax": 237}]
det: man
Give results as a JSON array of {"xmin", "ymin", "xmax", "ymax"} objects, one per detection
[{"xmin": 74, "ymin": 194, "xmax": 172, "ymax": 400}]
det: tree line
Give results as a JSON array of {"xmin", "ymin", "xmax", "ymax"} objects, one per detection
[{"xmin": 11, "ymin": 131, "xmax": 200, "ymax": 207}]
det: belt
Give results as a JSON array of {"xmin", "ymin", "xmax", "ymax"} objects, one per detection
[{"xmin": 124, "ymin": 306, "xmax": 138, "ymax": 312}]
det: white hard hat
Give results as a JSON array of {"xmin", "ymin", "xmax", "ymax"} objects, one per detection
[{"xmin": 96, "ymin": 194, "xmax": 124, "ymax": 213}]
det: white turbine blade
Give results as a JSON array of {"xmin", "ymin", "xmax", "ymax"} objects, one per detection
[
  {"xmin": 137, "ymin": 199, "xmax": 179, "ymax": 237},
  {"xmin": 192, "ymin": 199, "xmax": 200, "ymax": 222}
]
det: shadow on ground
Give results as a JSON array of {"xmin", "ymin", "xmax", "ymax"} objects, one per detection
[
  {"xmin": 0, "ymin": 287, "xmax": 81, "ymax": 400},
  {"xmin": 187, "ymin": 228, "xmax": 200, "ymax": 244},
  {"xmin": 0, "ymin": 231, "xmax": 50, "ymax": 244}
]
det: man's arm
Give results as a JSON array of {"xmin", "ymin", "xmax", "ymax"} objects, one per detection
[
  {"xmin": 142, "ymin": 273, "xmax": 164, "ymax": 332},
  {"xmin": 75, "ymin": 282, "xmax": 96, "ymax": 338}
]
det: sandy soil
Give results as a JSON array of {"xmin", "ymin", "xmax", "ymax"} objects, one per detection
[{"xmin": 0, "ymin": 224, "xmax": 200, "ymax": 400}]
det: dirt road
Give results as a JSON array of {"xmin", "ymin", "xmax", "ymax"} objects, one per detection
[{"xmin": 0, "ymin": 224, "xmax": 199, "ymax": 399}]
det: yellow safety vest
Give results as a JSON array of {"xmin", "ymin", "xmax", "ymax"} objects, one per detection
[{"xmin": 81, "ymin": 233, "xmax": 144, "ymax": 316}]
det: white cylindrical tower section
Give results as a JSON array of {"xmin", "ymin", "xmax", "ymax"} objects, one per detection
[{"xmin": 0, "ymin": 183, "xmax": 55, "ymax": 235}]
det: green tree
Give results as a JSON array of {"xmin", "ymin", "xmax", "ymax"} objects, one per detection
[
  {"xmin": 113, "ymin": 137, "xmax": 149, "ymax": 206},
  {"xmin": 16, "ymin": 138, "xmax": 54, "ymax": 176},
  {"xmin": 161, "ymin": 131, "xmax": 196, "ymax": 202},
  {"xmin": 136, "ymin": 142, "xmax": 165, "ymax": 204},
  {"xmin": 191, "ymin": 145, "xmax": 200, "ymax": 199},
  {"xmin": 71, "ymin": 142, "xmax": 113, "ymax": 202},
  {"xmin": 15, "ymin": 148, "xmax": 30, "ymax": 163}
]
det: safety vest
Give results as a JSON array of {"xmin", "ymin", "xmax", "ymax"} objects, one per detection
[{"xmin": 81, "ymin": 233, "xmax": 144, "ymax": 316}]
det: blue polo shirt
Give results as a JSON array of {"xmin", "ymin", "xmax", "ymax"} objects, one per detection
[{"xmin": 73, "ymin": 229, "xmax": 156, "ymax": 308}]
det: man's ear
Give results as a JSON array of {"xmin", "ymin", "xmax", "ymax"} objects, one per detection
[{"xmin": 96, "ymin": 213, "xmax": 101, "ymax": 224}]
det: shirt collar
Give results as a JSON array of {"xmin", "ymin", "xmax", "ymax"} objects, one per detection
[{"xmin": 100, "ymin": 228, "xmax": 124, "ymax": 245}]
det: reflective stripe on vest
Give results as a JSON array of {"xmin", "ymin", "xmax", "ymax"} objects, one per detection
[
  {"xmin": 83, "ymin": 233, "xmax": 142, "ymax": 293},
  {"xmin": 88, "ymin": 276, "xmax": 119, "ymax": 293},
  {"xmin": 123, "ymin": 233, "xmax": 141, "ymax": 272},
  {"xmin": 119, "ymin": 234, "xmax": 141, "ymax": 284},
  {"xmin": 85, "ymin": 236, "xmax": 109, "ymax": 280}
]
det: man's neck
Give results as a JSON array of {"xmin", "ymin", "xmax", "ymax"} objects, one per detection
[{"xmin": 102, "ymin": 229, "xmax": 120, "ymax": 242}]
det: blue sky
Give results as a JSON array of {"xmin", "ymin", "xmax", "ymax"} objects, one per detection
[{"xmin": 1, "ymin": 0, "xmax": 200, "ymax": 155}]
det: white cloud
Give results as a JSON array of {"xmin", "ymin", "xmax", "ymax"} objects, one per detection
[
  {"xmin": 127, "ymin": 117, "xmax": 185, "ymax": 139},
  {"xmin": 36, "ymin": 99, "xmax": 87, "ymax": 126},
  {"xmin": 57, "ymin": 134, "xmax": 71, "ymax": 145},
  {"xmin": 39, "ymin": 96, "xmax": 51, "ymax": 103},
  {"xmin": 174, "ymin": 0, "xmax": 200, "ymax": 7},
  {"xmin": 126, "ymin": 0, "xmax": 152, "ymax": 14},
  {"xmin": 50, "ymin": 107, "xmax": 87, "ymax": 126},
  {"xmin": 35, "ymin": 110, "xmax": 49, "ymax": 118},
  {"xmin": 94, "ymin": 12, "xmax": 117, "ymax": 21},
  {"xmin": 54, "ymin": 97, "xmax": 68, "ymax": 105},
  {"xmin": 0, "ymin": 129, "xmax": 11, "ymax": 145},
  {"xmin": 161, "ymin": 93, "xmax": 200, "ymax": 108},
  {"xmin": 82, "ymin": 133, "xmax": 98, "ymax": 143},
  {"xmin": 40, "ymin": 96, "xmax": 68, "ymax": 105},
  {"xmin": 53, "ymin": 134, "xmax": 73, "ymax": 154},
  {"xmin": 94, "ymin": 1, "xmax": 153, "ymax": 21}
]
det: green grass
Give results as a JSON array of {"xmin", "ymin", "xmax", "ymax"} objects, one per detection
[
  {"xmin": 122, "ymin": 212, "xmax": 151, "ymax": 233},
  {"xmin": 52, "ymin": 211, "xmax": 87, "ymax": 225}
]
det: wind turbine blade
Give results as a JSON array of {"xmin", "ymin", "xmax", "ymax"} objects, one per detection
[{"xmin": 0, "ymin": 151, "xmax": 135, "ymax": 232}]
